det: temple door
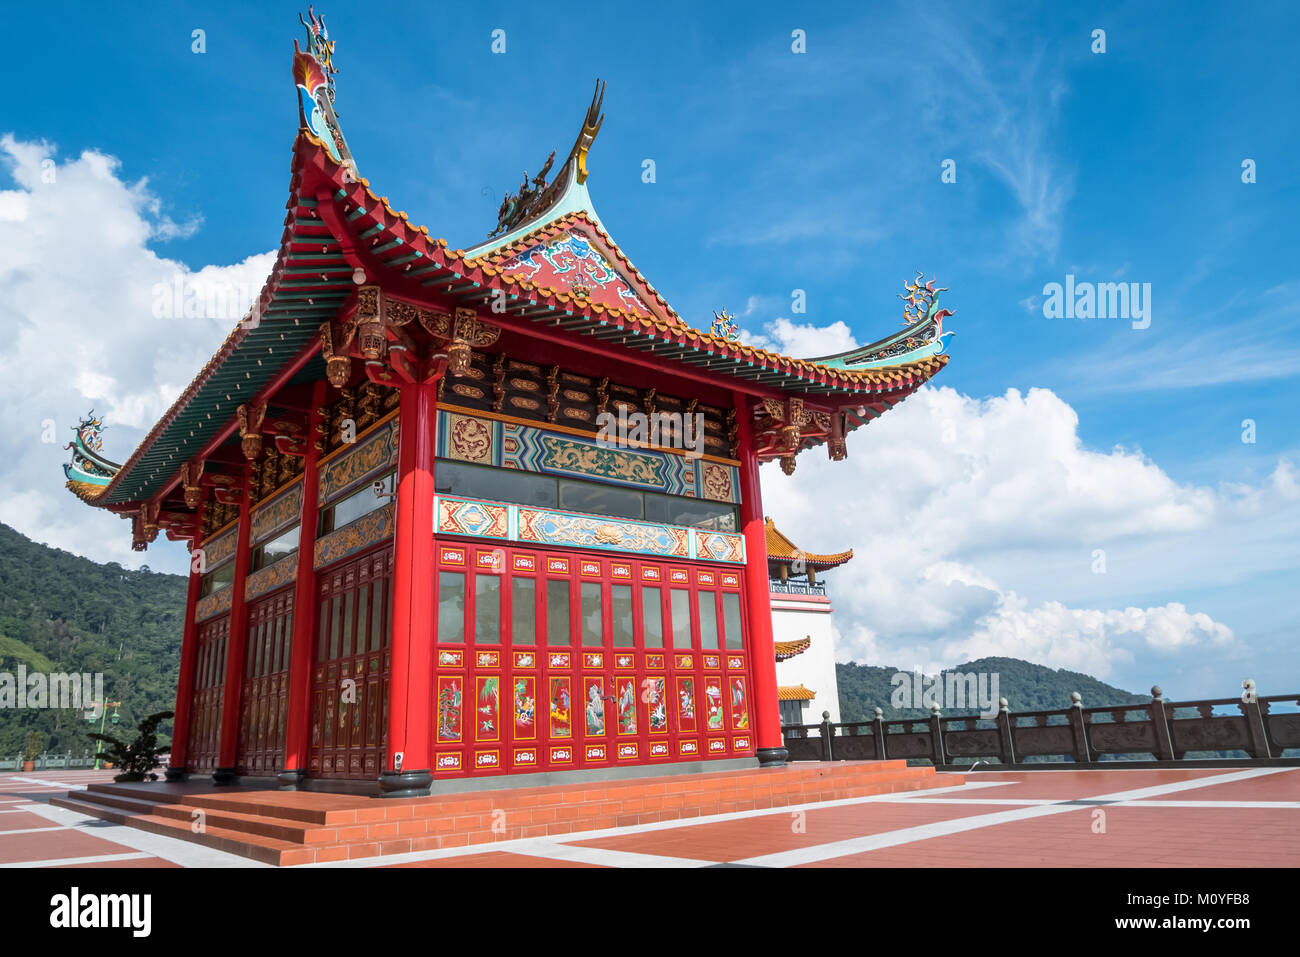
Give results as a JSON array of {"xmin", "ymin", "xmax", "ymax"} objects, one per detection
[
  {"xmin": 236, "ymin": 587, "xmax": 294, "ymax": 775},
  {"xmin": 309, "ymin": 547, "xmax": 393, "ymax": 779},
  {"xmin": 187, "ymin": 613, "xmax": 230, "ymax": 773}
]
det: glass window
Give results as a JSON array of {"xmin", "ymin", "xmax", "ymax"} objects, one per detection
[
  {"xmin": 580, "ymin": 582, "xmax": 603, "ymax": 647},
  {"xmin": 317, "ymin": 599, "xmax": 329, "ymax": 661},
  {"xmin": 474, "ymin": 574, "xmax": 501, "ymax": 645},
  {"xmin": 547, "ymin": 579, "xmax": 571, "ymax": 646},
  {"xmin": 321, "ymin": 471, "xmax": 395, "ymax": 535},
  {"xmin": 698, "ymin": 591, "xmax": 719, "ymax": 649},
  {"xmin": 670, "ymin": 588, "xmax": 692, "ymax": 648},
  {"xmin": 252, "ymin": 524, "xmax": 299, "ymax": 571},
  {"xmin": 341, "ymin": 591, "xmax": 355, "ymax": 658},
  {"xmin": 200, "ymin": 562, "xmax": 235, "ymax": 597},
  {"xmin": 558, "ymin": 480, "xmax": 643, "ymax": 520},
  {"xmin": 370, "ymin": 579, "xmax": 385, "ymax": 652},
  {"xmin": 722, "ymin": 592, "xmax": 743, "ymax": 649},
  {"xmin": 644, "ymin": 494, "xmax": 737, "ymax": 531},
  {"xmin": 434, "ymin": 460, "xmax": 557, "ymax": 508},
  {"xmin": 611, "ymin": 585, "xmax": 634, "ymax": 648},
  {"xmin": 356, "ymin": 586, "xmax": 370, "ymax": 655},
  {"xmin": 329, "ymin": 595, "xmax": 342, "ymax": 660},
  {"xmin": 641, "ymin": 586, "xmax": 663, "ymax": 648},
  {"xmin": 438, "ymin": 572, "xmax": 465, "ymax": 643},
  {"xmin": 511, "ymin": 577, "xmax": 536, "ymax": 645}
]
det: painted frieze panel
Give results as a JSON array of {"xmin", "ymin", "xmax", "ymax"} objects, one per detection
[
  {"xmin": 318, "ymin": 417, "xmax": 399, "ymax": 505},
  {"xmin": 200, "ymin": 523, "xmax": 238, "ymax": 570},
  {"xmin": 518, "ymin": 507, "xmax": 690, "ymax": 558},
  {"xmin": 250, "ymin": 480, "xmax": 302, "ymax": 544},
  {"xmin": 498, "ymin": 227, "xmax": 652, "ymax": 315},
  {"xmin": 194, "ymin": 584, "xmax": 233, "ymax": 623},
  {"xmin": 475, "ymin": 676, "xmax": 500, "ymax": 743},
  {"xmin": 616, "ymin": 678, "xmax": 637, "ymax": 735},
  {"xmin": 437, "ymin": 497, "xmax": 509, "ymax": 539},
  {"xmin": 583, "ymin": 677, "xmax": 606, "ymax": 736},
  {"xmin": 437, "ymin": 676, "xmax": 463, "ymax": 743},
  {"xmin": 313, "ymin": 502, "xmax": 395, "ymax": 569},
  {"xmin": 730, "ymin": 676, "xmax": 750, "ymax": 731},
  {"xmin": 704, "ymin": 677, "xmax": 725, "ymax": 731},
  {"xmin": 244, "ymin": 552, "xmax": 298, "ymax": 601},
  {"xmin": 549, "ymin": 676, "xmax": 573, "ymax": 738},
  {"xmin": 677, "ymin": 676, "xmax": 697, "ymax": 733},
  {"xmin": 513, "ymin": 676, "xmax": 537, "ymax": 740}
]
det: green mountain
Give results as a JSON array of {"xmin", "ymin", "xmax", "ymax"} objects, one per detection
[
  {"xmin": 0, "ymin": 522, "xmax": 185, "ymax": 757},
  {"xmin": 837, "ymin": 656, "xmax": 1150, "ymax": 722}
]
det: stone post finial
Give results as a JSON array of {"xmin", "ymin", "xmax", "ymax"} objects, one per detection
[
  {"xmin": 873, "ymin": 706, "xmax": 883, "ymax": 719},
  {"xmin": 999, "ymin": 697, "xmax": 1009, "ymax": 713},
  {"xmin": 930, "ymin": 703, "xmax": 942, "ymax": 716},
  {"xmin": 821, "ymin": 710, "xmax": 831, "ymax": 721},
  {"xmin": 1070, "ymin": 691, "xmax": 1082, "ymax": 707},
  {"xmin": 1151, "ymin": 685, "xmax": 1164, "ymax": 700}
]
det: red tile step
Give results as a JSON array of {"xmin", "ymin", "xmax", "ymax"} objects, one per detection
[{"xmin": 49, "ymin": 760, "xmax": 959, "ymax": 866}]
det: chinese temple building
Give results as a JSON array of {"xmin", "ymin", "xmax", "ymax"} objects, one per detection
[
  {"xmin": 765, "ymin": 518, "xmax": 854, "ymax": 727},
  {"xmin": 63, "ymin": 12, "xmax": 953, "ymax": 797}
]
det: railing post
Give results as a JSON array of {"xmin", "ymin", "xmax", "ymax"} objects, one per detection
[
  {"xmin": 996, "ymin": 696, "xmax": 1016, "ymax": 766},
  {"xmin": 1149, "ymin": 685, "xmax": 1175, "ymax": 761},
  {"xmin": 1240, "ymin": 678, "xmax": 1272, "ymax": 760},
  {"xmin": 872, "ymin": 707, "xmax": 886, "ymax": 760},
  {"xmin": 929, "ymin": 703, "xmax": 946, "ymax": 766},
  {"xmin": 819, "ymin": 711, "xmax": 834, "ymax": 762},
  {"xmin": 1068, "ymin": 692, "xmax": 1091, "ymax": 763}
]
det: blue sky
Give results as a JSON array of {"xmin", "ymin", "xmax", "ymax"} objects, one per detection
[{"xmin": 1, "ymin": 0, "xmax": 1296, "ymax": 698}]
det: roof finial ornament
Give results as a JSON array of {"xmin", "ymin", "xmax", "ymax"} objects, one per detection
[
  {"xmin": 292, "ymin": 8, "xmax": 356, "ymax": 174},
  {"xmin": 487, "ymin": 80, "xmax": 606, "ymax": 239},
  {"xmin": 63, "ymin": 410, "xmax": 121, "ymax": 498},
  {"xmin": 710, "ymin": 309, "xmax": 740, "ymax": 342}
]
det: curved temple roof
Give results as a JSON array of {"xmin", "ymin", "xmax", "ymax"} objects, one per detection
[
  {"xmin": 764, "ymin": 518, "xmax": 853, "ymax": 571},
  {"xmin": 64, "ymin": 12, "xmax": 955, "ymax": 541}
]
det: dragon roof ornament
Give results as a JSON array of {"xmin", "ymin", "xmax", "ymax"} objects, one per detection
[
  {"xmin": 489, "ymin": 80, "xmax": 606, "ymax": 238},
  {"xmin": 63, "ymin": 411, "xmax": 121, "ymax": 491},
  {"xmin": 293, "ymin": 5, "xmax": 355, "ymax": 174}
]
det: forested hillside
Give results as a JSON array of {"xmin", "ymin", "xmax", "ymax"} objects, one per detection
[
  {"xmin": 837, "ymin": 656, "xmax": 1149, "ymax": 722},
  {"xmin": 0, "ymin": 523, "xmax": 185, "ymax": 755}
]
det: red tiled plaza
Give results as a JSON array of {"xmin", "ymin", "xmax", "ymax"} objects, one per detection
[{"xmin": 3, "ymin": 764, "xmax": 1295, "ymax": 869}]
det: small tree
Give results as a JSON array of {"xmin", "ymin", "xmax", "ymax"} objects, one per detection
[
  {"xmin": 88, "ymin": 711, "xmax": 174, "ymax": 783},
  {"xmin": 24, "ymin": 731, "xmax": 45, "ymax": 762}
]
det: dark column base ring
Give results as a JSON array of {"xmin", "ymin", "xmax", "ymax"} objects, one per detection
[
  {"xmin": 378, "ymin": 769, "xmax": 433, "ymax": 798},
  {"xmin": 212, "ymin": 767, "xmax": 237, "ymax": 786},
  {"xmin": 277, "ymin": 769, "xmax": 307, "ymax": 790},
  {"xmin": 756, "ymin": 747, "xmax": 789, "ymax": 768},
  {"xmin": 164, "ymin": 766, "xmax": 188, "ymax": 782}
]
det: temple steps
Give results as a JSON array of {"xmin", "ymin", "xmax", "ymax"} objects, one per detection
[{"xmin": 49, "ymin": 760, "xmax": 958, "ymax": 866}]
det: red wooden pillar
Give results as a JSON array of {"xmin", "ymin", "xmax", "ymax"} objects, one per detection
[
  {"xmin": 733, "ymin": 392, "xmax": 787, "ymax": 766},
  {"xmin": 165, "ymin": 507, "xmax": 206, "ymax": 780},
  {"xmin": 380, "ymin": 378, "xmax": 438, "ymax": 796},
  {"xmin": 214, "ymin": 464, "xmax": 254, "ymax": 784},
  {"xmin": 278, "ymin": 380, "xmax": 327, "ymax": 788}
]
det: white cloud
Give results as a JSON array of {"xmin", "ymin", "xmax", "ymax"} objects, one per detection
[
  {"xmin": 761, "ymin": 385, "xmax": 1299, "ymax": 686},
  {"xmin": 0, "ymin": 135, "xmax": 274, "ymax": 571},
  {"xmin": 742, "ymin": 316, "xmax": 858, "ymax": 358}
]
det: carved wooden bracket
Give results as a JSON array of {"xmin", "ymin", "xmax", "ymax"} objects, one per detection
[
  {"xmin": 448, "ymin": 307, "xmax": 500, "ymax": 376},
  {"xmin": 180, "ymin": 458, "xmax": 205, "ymax": 508},
  {"xmin": 236, "ymin": 401, "xmax": 267, "ymax": 460}
]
